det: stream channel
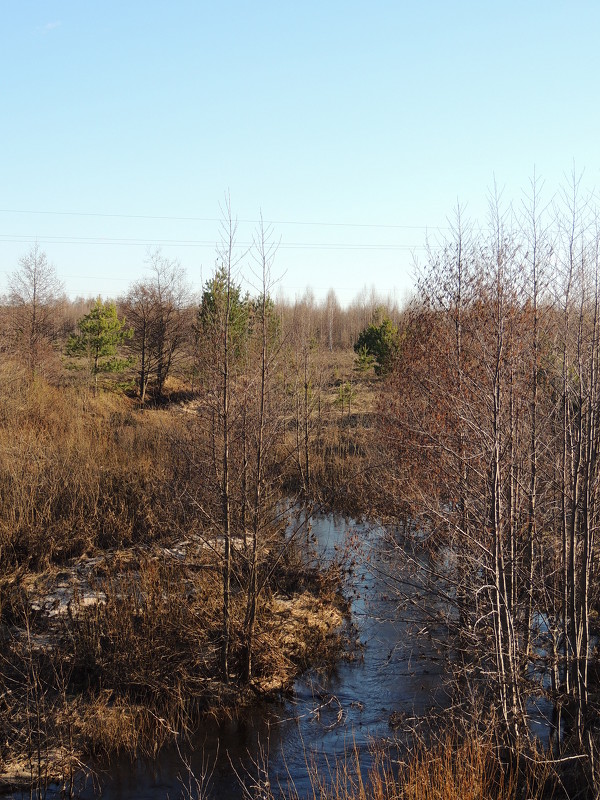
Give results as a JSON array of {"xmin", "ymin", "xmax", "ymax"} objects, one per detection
[{"xmin": 70, "ymin": 510, "xmax": 449, "ymax": 799}]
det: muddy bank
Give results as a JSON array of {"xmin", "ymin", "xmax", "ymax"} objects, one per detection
[
  {"xmin": 66, "ymin": 511, "xmax": 450, "ymax": 800},
  {"xmin": 0, "ymin": 532, "xmax": 347, "ymax": 795}
]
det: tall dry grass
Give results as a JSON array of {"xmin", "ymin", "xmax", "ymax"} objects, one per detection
[
  {"xmin": 0, "ymin": 366, "xmax": 188, "ymax": 571},
  {"xmin": 68, "ymin": 555, "xmax": 227, "ymax": 756},
  {"xmin": 276, "ymin": 733, "xmax": 552, "ymax": 800},
  {"xmin": 0, "ymin": 546, "xmax": 347, "ymax": 778}
]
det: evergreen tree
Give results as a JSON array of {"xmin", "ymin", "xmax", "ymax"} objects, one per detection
[
  {"xmin": 353, "ymin": 316, "xmax": 400, "ymax": 375},
  {"xmin": 66, "ymin": 298, "xmax": 132, "ymax": 390},
  {"xmin": 197, "ymin": 265, "xmax": 252, "ymax": 367}
]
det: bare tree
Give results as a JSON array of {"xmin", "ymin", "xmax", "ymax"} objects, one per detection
[
  {"xmin": 243, "ymin": 216, "xmax": 281, "ymax": 680},
  {"xmin": 192, "ymin": 199, "xmax": 248, "ymax": 682},
  {"xmin": 122, "ymin": 249, "xmax": 191, "ymax": 403},
  {"xmin": 379, "ymin": 175, "xmax": 600, "ymax": 792},
  {"xmin": 7, "ymin": 244, "xmax": 63, "ymax": 377}
]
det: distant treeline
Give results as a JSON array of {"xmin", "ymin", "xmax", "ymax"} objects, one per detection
[{"xmin": 0, "ymin": 242, "xmax": 402, "ymax": 396}]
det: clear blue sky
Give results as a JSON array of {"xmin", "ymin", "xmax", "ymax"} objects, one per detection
[{"xmin": 1, "ymin": 1, "xmax": 599, "ymax": 306}]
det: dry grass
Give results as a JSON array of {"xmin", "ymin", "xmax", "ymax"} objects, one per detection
[
  {"xmin": 0, "ymin": 359, "xmax": 564, "ymax": 798},
  {"xmin": 276, "ymin": 347, "xmax": 385, "ymax": 516},
  {"xmin": 0, "ymin": 366, "xmax": 349, "ymax": 791},
  {"xmin": 275, "ymin": 732, "xmax": 552, "ymax": 800},
  {"xmin": 0, "ymin": 366, "xmax": 188, "ymax": 571},
  {"xmin": 0, "ymin": 541, "xmax": 347, "ymax": 790}
]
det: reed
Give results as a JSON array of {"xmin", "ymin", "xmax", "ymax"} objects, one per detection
[
  {"xmin": 275, "ymin": 731, "xmax": 552, "ymax": 800},
  {"xmin": 0, "ymin": 369, "xmax": 188, "ymax": 571}
]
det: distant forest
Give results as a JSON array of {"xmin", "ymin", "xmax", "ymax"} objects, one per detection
[{"xmin": 0, "ymin": 240, "xmax": 403, "ymax": 398}]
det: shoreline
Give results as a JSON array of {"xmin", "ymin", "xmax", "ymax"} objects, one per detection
[{"xmin": 0, "ymin": 534, "xmax": 348, "ymax": 796}]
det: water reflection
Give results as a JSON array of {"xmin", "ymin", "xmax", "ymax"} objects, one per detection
[{"xmin": 68, "ymin": 510, "xmax": 448, "ymax": 800}]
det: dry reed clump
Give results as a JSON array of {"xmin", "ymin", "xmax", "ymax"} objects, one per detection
[
  {"xmin": 0, "ymin": 620, "xmax": 82, "ymax": 794},
  {"xmin": 0, "ymin": 372, "xmax": 189, "ymax": 571},
  {"xmin": 278, "ymin": 733, "xmax": 551, "ymax": 800},
  {"xmin": 250, "ymin": 590, "xmax": 346, "ymax": 693},
  {"xmin": 306, "ymin": 423, "xmax": 376, "ymax": 516},
  {"xmin": 391, "ymin": 735, "xmax": 531, "ymax": 800},
  {"xmin": 0, "ymin": 537, "xmax": 349, "ymax": 776},
  {"xmin": 67, "ymin": 556, "xmax": 224, "ymax": 737},
  {"xmin": 76, "ymin": 696, "xmax": 149, "ymax": 758},
  {"xmin": 0, "ymin": 554, "xmax": 224, "ymax": 776}
]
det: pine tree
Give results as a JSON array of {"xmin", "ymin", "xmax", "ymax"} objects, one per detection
[{"xmin": 66, "ymin": 298, "xmax": 132, "ymax": 391}]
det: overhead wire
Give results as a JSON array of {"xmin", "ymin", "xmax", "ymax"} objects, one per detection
[
  {"xmin": 0, "ymin": 206, "xmax": 449, "ymax": 232},
  {"xmin": 0, "ymin": 206, "xmax": 440, "ymax": 296},
  {"xmin": 0, "ymin": 206, "xmax": 441, "ymax": 253},
  {"xmin": 0, "ymin": 234, "xmax": 429, "ymax": 251}
]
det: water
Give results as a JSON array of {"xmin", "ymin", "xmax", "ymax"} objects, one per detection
[{"xmin": 56, "ymin": 511, "xmax": 448, "ymax": 799}]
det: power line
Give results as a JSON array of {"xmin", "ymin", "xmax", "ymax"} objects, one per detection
[
  {"xmin": 0, "ymin": 207, "xmax": 448, "ymax": 232},
  {"xmin": 0, "ymin": 234, "xmax": 431, "ymax": 251}
]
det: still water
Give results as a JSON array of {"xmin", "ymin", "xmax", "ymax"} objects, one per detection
[{"xmin": 71, "ymin": 511, "xmax": 448, "ymax": 799}]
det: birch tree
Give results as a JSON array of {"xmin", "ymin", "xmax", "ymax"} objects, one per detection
[
  {"xmin": 7, "ymin": 244, "xmax": 63, "ymax": 377},
  {"xmin": 122, "ymin": 250, "xmax": 191, "ymax": 403}
]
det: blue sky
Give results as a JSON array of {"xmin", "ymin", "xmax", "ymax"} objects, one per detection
[{"xmin": 1, "ymin": 1, "xmax": 599, "ymax": 305}]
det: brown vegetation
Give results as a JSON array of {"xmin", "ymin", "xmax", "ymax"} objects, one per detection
[
  {"xmin": 277, "ymin": 732, "xmax": 551, "ymax": 800},
  {"xmin": 373, "ymin": 184, "xmax": 600, "ymax": 796},
  {"xmin": 6, "ymin": 196, "xmax": 598, "ymax": 797},
  {"xmin": 0, "ymin": 367, "xmax": 185, "ymax": 570},
  {"xmin": 0, "ymin": 354, "xmax": 355, "ymax": 793}
]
